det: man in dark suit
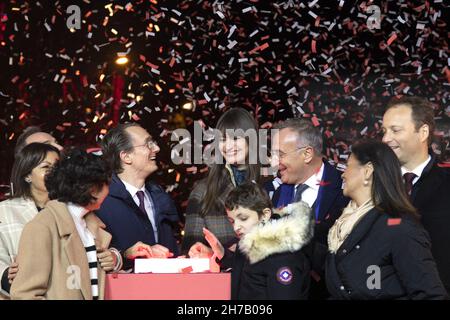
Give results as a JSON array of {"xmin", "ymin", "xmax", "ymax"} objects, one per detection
[
  {"xmin": 97, "ymin": 123, "xmax": 179, "ymax": 268},
  {"xmin": 267, "ymin": 119, "xmax": 349, "ymax": 299},
  {"xmin": 382, "ymin": 96, "xmax": 450, "ymax": 294}
]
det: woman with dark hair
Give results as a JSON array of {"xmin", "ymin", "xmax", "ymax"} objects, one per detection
[
  {"xmin": 11, "ymin": 148, "xmax": 121, "ymax": 300},
  {"xmin": 182, "ymin": 108, "xmax": 262, "ymax": 253},
  {"xmin": 326, "ymin": 139, "xmax": 447, "ymax": 300},
  {"xmin": 0, "ymin": 143, "xmax": 60, "ymax": 296}
]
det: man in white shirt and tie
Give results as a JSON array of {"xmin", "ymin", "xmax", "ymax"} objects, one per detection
[
  {"xmin": 382, "ymin": 96, "xmax": 450, "ymax": 294},
  {"xmin": 97, "ymin": 123, "xmax": 180, "ymax": 269},
  {"xmin": 269, "ymin": 118, "xmax": 349, "ymax": 299}
]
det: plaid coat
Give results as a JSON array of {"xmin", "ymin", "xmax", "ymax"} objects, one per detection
[
  {"xmin": 181, "ymin": 166, "xmax": 239, "ymax": 254},
  {"xmin": 0, "ymin": 197, "xmax": 39, "ymax": 296}
]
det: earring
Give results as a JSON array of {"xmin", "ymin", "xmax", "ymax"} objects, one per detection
[
  {"xmin": 363, "ymin": 180, "xmax": 369, "ymax": 186},
  {"xmin": 25, "ymin": 177, "xmax": 31, "ymax": 183}
]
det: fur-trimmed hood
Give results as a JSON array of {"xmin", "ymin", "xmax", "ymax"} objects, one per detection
[{"xmin": 239, "ymin": 201, "xmax": 314, "ymax": 264}]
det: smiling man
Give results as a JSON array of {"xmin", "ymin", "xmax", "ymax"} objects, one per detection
[
  {"xmin": 97, "ymin": 123, "xmax": 180, "ymax": 269},
  {"xmin": 267, "ymin": 118, "xmax": 349, "ymax": 299},
  {"xmin": 382, "ymin": 96, "xmax": 450, "ymax": 294}
]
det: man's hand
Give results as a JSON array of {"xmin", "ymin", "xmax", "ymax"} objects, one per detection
[
  {"xmin": 150, "ymin": 244, "xmax": 174, "ymax": 258},
  {"xmin": 97, "ymin": 247, "xmax": 117, "ymax": 272},
  {"xmin": 124, "ymin": 241, "xmax": 173, "ymax": 259}
]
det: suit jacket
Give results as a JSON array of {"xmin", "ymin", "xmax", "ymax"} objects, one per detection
[
  {"xmin": 325, "ymin": 208, "xmax": 447, "ymax": 300},
  {"xmin": 410, "ymin": 156, "xmax": 450, "ymax": 293},
  {"xmin": 97, "ymin": 174, "xmax": 179, "ymax": 257},
  {"xmin": 0, "ymin": 197, "xmax": 39, "ymax": 296},
  {"xmin": 265, "ymin": 160, "xmax": 349, "ymax": 299},
  {"xmin": 10, "ymin": 200, "xmax": 111, "ymax": 300},
  {"xmin": 267, "ymin": 160, "xmax": 349, "ymax": 245}
]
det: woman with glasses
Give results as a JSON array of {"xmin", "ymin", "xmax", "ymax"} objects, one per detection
[{"xmin": 0, "ymin": 143, "xmax": 60, "ymax": 297}]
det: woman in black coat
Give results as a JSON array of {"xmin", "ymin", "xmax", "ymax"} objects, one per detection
[{"xmin": 326, "ymin": 139, "xmax": 447, "ymax": 300}]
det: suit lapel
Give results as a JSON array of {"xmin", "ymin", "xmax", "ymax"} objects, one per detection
[
  {"xmin": 111, "ymin": 175, "xmax": 157, "ymax": 233},
  {"xmin": 315, "ymin": 162, "xmax": 341, "ymax": 221},
  {"xmin": 411, "ymin": 158, "xmax": 445, "ymax": 209}
]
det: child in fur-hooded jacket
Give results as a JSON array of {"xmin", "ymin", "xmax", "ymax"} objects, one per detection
[{"xmin": 188, "ymin": 182, "xmax": 314, "ymax": 300}]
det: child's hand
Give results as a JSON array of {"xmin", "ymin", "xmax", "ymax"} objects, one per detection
[
  {"xmin": 203, "ymin": 228, "xmax": 225, "ymax": 260},
  {"xmin": 188, "ymin": 242, "xmax": 213, "ymax": 258}
]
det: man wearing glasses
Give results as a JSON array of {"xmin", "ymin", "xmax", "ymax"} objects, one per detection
[
  {"xmin": 97, "ymin": 123, "xmax": 179, "ymax": 269},
  {"xmin": 267, "ymin": 118, "xmax": 348, "ymax": 299}
]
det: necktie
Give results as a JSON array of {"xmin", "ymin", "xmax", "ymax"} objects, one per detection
[
  {"xmin": 293, "ymin": 184, "xmax": 309, "ymax": 203},
  {"xmin": 403, "ymin": 172, "xmax": 417, "ymax": 196},
  {"xmin": 136, "ymin": 190, "xmax": 149, "ymax": 220}
]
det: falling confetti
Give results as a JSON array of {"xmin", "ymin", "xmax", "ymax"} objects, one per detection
[{"xmin": 0, "ymin": 0, "xmax": 448, "ymax": 223}]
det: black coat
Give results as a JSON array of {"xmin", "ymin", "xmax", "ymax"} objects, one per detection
[
  {"xmin": 410, "ymin": 157, "xmax": 450, "ymax": 293},
  {"xmin": 221, "ymin": 201, "xmax": 314, "ymax": 300},
  {"xmin": 325, "ymin": 208, "xmax": 447, "ymax": 300},
  {"xmin": 227, "ymin": 247, "xmax": 310, "ymax": 300},
  {"xmin": 97, "ymin": 175, "xmax": 180, "ymax": 261}
]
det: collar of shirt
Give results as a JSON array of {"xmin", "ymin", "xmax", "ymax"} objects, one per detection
[
  {"xmin": 67, "ymin": 202, "xmax": 89, "ymax": 228},
  {"xmin": 401, "ymin": 155, "xmax": 431, "ymax": 180},
  {"xmin": 295, "ymin": 162, "xmax": 325, "ymax": 191},
  {"xmin": 67, "ymin": 202, "xmax": 95, "ymax": 247},
  {"xmin": 121, "ymin": 179, "xmax": 146, "ymax": 198}
]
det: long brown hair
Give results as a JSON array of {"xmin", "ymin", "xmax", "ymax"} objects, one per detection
[
  {"xmin": 351, "ymin": 139, "xmax": 418, "ymax": 219},
  {"xmin": 201, "ymin": 108, "xmax": 260, "ymax": 217}
]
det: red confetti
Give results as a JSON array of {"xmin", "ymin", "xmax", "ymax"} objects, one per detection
[
  {"xmin": 311, "ymin": 39, "xmax": 317, "ymax": 53},
  {"xmin": 387, "ymin": 33, "xmax": 397, "ymax": 46},
  {"xmin": 387, "ymin": 218, "xmax": 402, "ymax": 226}
]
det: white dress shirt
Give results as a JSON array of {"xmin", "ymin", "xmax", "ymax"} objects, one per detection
[
  {"xmin": 401, "ymin": 155, "xmax": 431, "ymax": 185},
  {"xmin": 294, "ymin": 162, "xmax": 325, "ymax": 209},
  {"xmin": 121, "ymin": 179, "xmax": 158, "ymax": 242}
]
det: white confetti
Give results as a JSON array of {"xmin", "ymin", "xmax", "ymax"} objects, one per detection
[{"xmin": 228, "ymin": 25, "xmax": 237, "ymax": 38}]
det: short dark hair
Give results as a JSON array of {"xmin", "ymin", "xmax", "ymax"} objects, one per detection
[
  {"xmin": 14, "ymin": 126, "xmax": 42, "ymax": 159},
  {"xmin": 45, "ymin": 148, "xmax": 112, "ymax": 207},
  {"xmin": 386, "ymin": 96, "xmax": 435, "ymax": 146},
  {"xmin": 225, "ymin": 182, "xmax": 272, "ymax": 218},
  {"xmin": 351, "ymin": 139, "xmax": 418, "ymax": 219},
  {"xmin": 273, "ymin": 118, "xmax": 323, "ymax": 155},
  {"xmin": 100, "ymin": 123, "xmax": 140, "ymax": 174},
  {"xmin": 11, "ymin": 143, "xmax": 61, "ymax": 199}
]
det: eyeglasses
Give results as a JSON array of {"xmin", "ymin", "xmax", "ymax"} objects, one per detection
[
  {"xmin": 271, "ymin": 146, "xmax": 309, "ymax": 159},
  {"xmin": 133, "ymin": 139, "xmax": 158, "ymax": 150}
]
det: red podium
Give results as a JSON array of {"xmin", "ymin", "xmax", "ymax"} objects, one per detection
[{"xmin": 105, "ymin": 273, "xmax": 231, "ymax": 300}]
